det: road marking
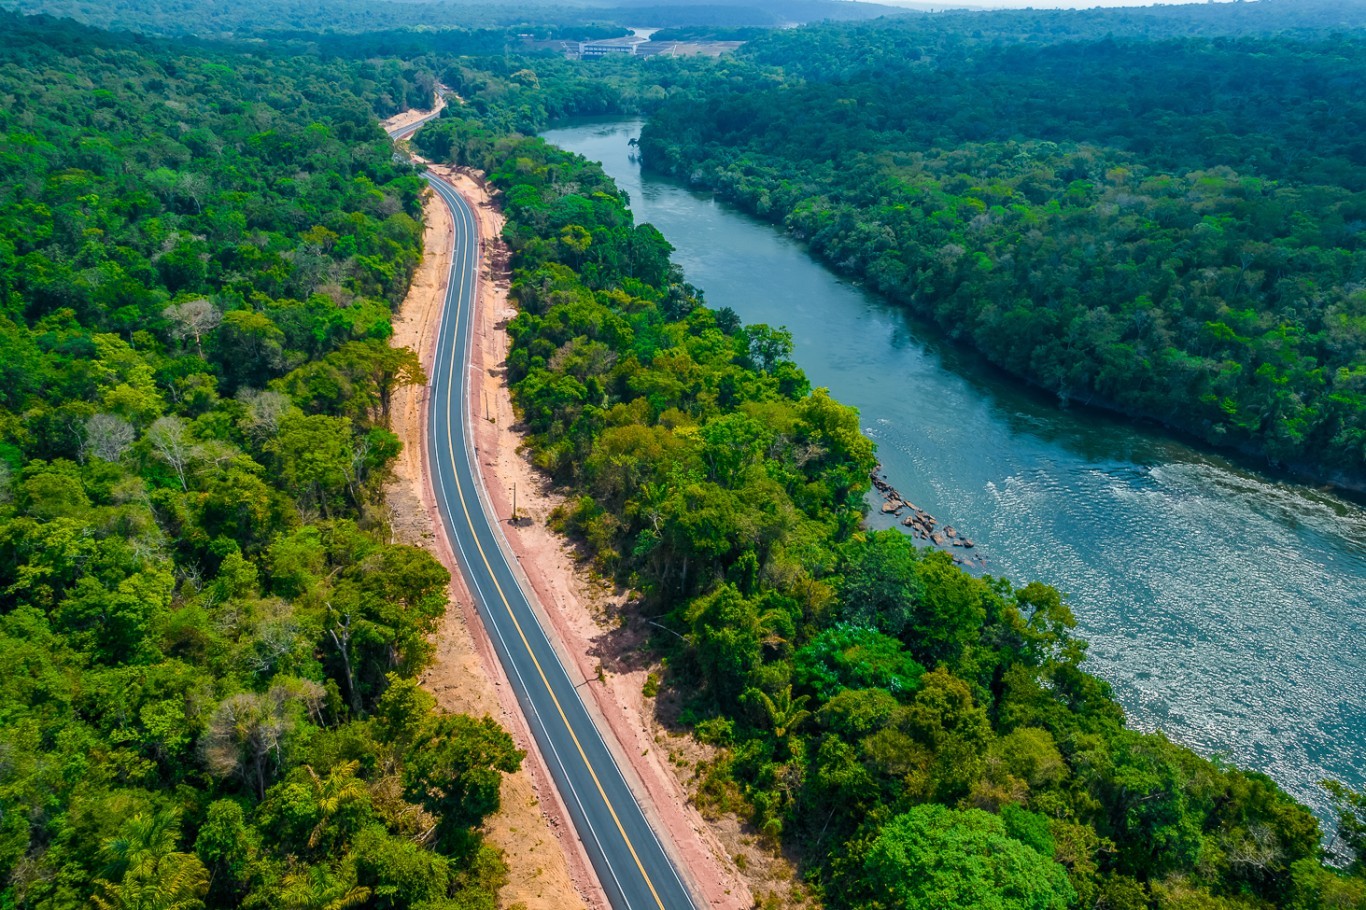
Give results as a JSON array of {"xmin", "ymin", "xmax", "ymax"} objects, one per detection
[
  {"xmin": 423, "ymin": 175, "xmax": 678, "ymax": 910},
  {"xmin": 437, "ymin": 183, "xmax": 666, "ymax": 909},
  {"xmin": 424, "ymin": 182, "xmax": 628, "ymax": 907}
]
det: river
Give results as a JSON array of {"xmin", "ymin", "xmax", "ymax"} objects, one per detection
[{"xmin": 542, "ymin": 118, "xmax": 1366, "ymax": 818}]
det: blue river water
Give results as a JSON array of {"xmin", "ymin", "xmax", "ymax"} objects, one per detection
[{"xmin": 543, "ymin": 118, "xmax": 1366, "ymax": 819}]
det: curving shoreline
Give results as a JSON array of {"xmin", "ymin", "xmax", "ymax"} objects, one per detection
[{"xmin": 542, "ymin": 117, "xmax": 1366, "ymax": 819}]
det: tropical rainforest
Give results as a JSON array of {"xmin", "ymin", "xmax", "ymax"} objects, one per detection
[
  {"xmin": 0, "ymin": 14, "xmax": 523, "ymax": 909},
  {"xmin": 640, "ymin": 21, "xmax": 1366, "ymax": 483},
  {"xmin": 422, "ymin": 97, "xmax": 1366, "ymax": 910},
  {"xmin": 4, "ymin": 1, "xmax": 1366, "ymax": 909},
  {"xmin": 0, "ymin": 0, "xmax": 909, "ymax": 38}
]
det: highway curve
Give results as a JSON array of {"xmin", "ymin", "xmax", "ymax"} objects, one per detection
[
  {"xmin": 388, "ymin": 97, "xmax": 446, "ymax": 140},
  {"xmin": 390, "ymin": 119, "xmax": 699, "ymax": 910}
]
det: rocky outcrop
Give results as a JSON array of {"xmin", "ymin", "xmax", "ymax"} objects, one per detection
[{"xmin": 872, "ymin": 465, "xmax": 988, "ymax": 570}]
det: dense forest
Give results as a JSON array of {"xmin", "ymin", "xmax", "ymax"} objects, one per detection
[
  {"xmin": 0, "ymin": 14, "xmax": 525, "ymax": 909},
  {"xmin": 0, "ymin": 0, "xmax": 909, "ymax": 37},
  {"xmin": 6, "ymin": 1, "xmax": 1366, "ymax": 909},
  {"xmin": 640, "ymin": 28, "xmax": 1366, "ymax": 484},
  {"xmin": 0, "ymin": 0, "xmax": 585, "ymax": 33},
  {"xmin": 416, "ymin": 52, "xmax": 741, "ymax": 138},
  {"xmin": 10, "ymin": 0, "xmax": 1366, "ymax": 40},
  {"xmin": 421, "ymin": 93, "xmax": 1366, "ymax": 908},
  {"xmin": 738, "ymin": 0, "xmax": 1366, "ymax": 66}
]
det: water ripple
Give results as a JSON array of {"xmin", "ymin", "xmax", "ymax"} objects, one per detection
[{"xmin": 546, "ymin": 118, "xmax": 1366, "ymax": 821}]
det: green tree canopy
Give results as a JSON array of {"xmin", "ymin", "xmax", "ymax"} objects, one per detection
[{"xmin": 860, "ymin": 804, "xmax": 1075, "ymax": 910}]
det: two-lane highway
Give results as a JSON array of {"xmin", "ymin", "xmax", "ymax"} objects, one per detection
[
  {"xmin": 388, "ymin": 94, "xmax": 447, "ymax": 140},
  {"xmin": 391, "ymin": 117, "xmax": 699, "ymax": 910}
]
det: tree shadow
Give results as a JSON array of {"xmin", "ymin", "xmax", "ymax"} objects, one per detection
[{"xmin": 584, "ymin": 593, "xmax": 660, "ymax": 678}]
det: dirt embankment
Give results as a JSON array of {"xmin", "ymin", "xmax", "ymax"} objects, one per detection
[
  {"xmin": 449, "ymin": 168, "xmax": 815, "ymax": 910},
  {"xmin": 380, "ymin": 92, "xmax": 447, "ymax": 135},
  {"xmin": 385, "ymin": 167, "xmax": 595, "ymax": 910}
]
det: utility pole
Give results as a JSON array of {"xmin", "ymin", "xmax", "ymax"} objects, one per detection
[{"xmin": 511, "ymin": 482, "xmax": 518, "ymax": 523}]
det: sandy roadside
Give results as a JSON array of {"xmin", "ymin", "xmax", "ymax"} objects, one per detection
[
  {"xmin": 385, "ymin": 171, "xmax": 596, "ymax": 910},
  {"xmin": 380, "ymin": 91, "xmax": 447, "ymax": 135},
  {"xmin": 387, "ymin": 102, "xmax": 812, "ymax": 903},
  {"xmin": 445, "ymin": 166, "xmax": 814, "ymax": 910}
]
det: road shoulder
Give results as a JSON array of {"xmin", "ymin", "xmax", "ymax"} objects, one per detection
[
  {"xmin": 380, "ymin": 92, "xmax": 447, "ymax": 135},
  {"xmin": 385, "ymin": 169, "xmax": 597, "ymax": 910},
  {"xmin": 450, "ymin": 167, "xmax": 766, "ymax": 910}
]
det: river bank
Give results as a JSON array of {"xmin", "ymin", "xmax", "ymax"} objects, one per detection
[
  {"xmin": 542, "ymin": 117, "xmax": 1366, "ymax": 821},
  {"xmin": 873, "ymin": 465, "xmax": 988, "ymax": 569}
]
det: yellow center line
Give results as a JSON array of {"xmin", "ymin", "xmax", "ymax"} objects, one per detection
[{"xmin": 433, "ymin": 178, "xmax": 670, "ymax": 910}]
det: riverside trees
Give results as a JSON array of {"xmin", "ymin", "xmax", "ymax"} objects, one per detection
[
  {"xmin": 638, "ymin": 30, "xmax": 1366, "ymax": 485},
  {"xmin": 425, "ymin": 103, "xmax": 1366, "ymax": 909}
]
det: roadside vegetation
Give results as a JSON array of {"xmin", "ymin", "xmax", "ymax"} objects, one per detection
[{"xmin": 0, "ymin": 15, "xmax": 521, "ymax": 908}]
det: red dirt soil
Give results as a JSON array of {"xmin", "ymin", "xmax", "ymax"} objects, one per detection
[{"xmin": 391, "ymin": 144, "xmax": 809, "ymax": 908}]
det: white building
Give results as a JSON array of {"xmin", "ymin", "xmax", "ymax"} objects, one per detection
[{"xmin": 578, "ymin": 39, "xmax": 640, "ymax": 58}]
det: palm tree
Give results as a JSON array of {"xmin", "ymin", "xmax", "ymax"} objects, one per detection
[
  {"xmin": 744, "ymin": 685, "xmax": 811, "ymax": 741},
  {"xmin": 303, "ymin": 761, "xmax": 372, "ymax": 850},
  {"xmin": 280, "ymin": 864, "xmax": 371, "ymax": 910},
  {"xmin": 756, "ymin": 607, "xmax": 794, "ymax": 657},
  {"xmin": 92, "ymin": 809, "xmax": 209, "ymax": 910}
]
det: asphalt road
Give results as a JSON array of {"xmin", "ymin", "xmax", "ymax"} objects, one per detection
[
  {"xmin": 388, "ymin": 100, "xmax": 446, "ymax": 140},
  {"xmin": 389, "ymin": 117, "xmax": 699, "ymax": 910}
]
